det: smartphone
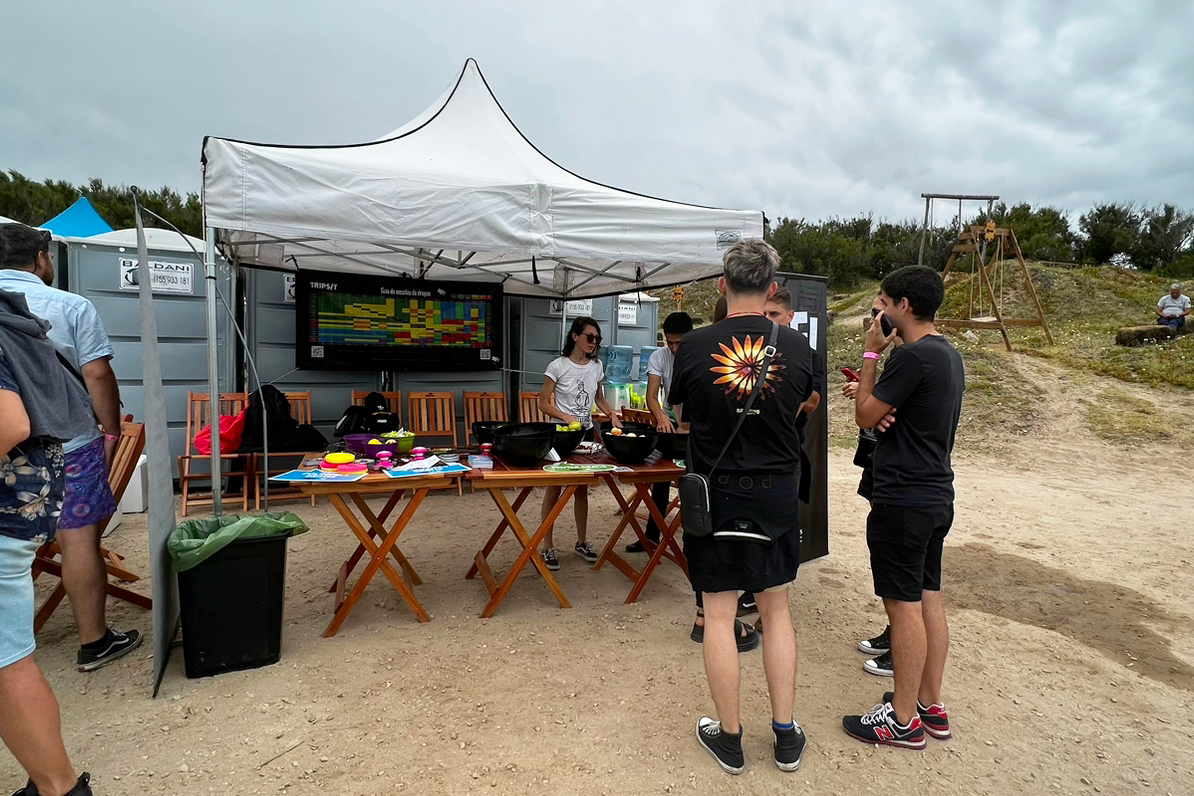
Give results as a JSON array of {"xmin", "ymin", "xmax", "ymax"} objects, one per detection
[
  {"xmin": 878, "ymin": 313, "xmax": 895, "ymax": 337},
  {"xmin": 840, "ymin": 367, "xmax": 860, "ymax": 382}
]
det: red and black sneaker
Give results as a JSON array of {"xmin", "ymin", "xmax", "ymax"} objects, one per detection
[
  {"xmin": 842, "ymin": 701, "xmax": 926, "ymax": 749},
  {"xmin": 882, "ymin": 691, "xmax": 951, "ymax": 739}
]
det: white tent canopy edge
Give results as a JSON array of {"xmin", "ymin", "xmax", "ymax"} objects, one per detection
[
  {"xmin": 201, "ymin": 58, "xmax": 764, "ymax": 299},
  {"xmin": 197, "ymin": 58, "xmax": 763, "ymax": 511}
]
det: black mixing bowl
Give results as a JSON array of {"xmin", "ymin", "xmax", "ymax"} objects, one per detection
[
  {"xmin": 492, "ymin": 422, "xmax": 556, "ymax": 466},
  {"xmin": 655, "ymin": 431, "xmax": 690, "ymax": 461},
  {"xmin": 599, "ymin": 421, "xmax": 659, "ymax": 465},
  {"xmin": 552, "ymin": 427, "xmax": 586, "ymax": 458},
  {"xmin": 472, "ymin": 420, "xmax": 507, "ymax": 446}
]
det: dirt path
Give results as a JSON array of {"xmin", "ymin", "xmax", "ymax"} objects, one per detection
[{"xmin": 7, "ymin": 433, "xmax": 1192, "ymax": 796}]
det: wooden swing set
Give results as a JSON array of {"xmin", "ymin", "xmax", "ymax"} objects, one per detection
[{"xmin": 919, "ymin": 193, "xmax": 1054, "ymax": 351}]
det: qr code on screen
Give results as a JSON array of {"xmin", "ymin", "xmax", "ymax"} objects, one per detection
[
  {"xmin": 480, "ymin": 349, "xmax": 492, "ymax": 360},
  {"xmin": 311, "ymin": 346, "xmax": 324, "ymax": 358}
]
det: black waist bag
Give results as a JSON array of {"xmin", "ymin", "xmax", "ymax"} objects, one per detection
[
  {"xmin": 710, "ymin": 473, "xmax": 800, "ymax": 545},
  {"xmin": 679, "ymin": 321, "xmax": 779, "ymax": 539}
]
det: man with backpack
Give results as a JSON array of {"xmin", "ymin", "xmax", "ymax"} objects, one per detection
[
  {"xmin": 0, "ymin": 224, "xmax": 140, "ymax": 672},
  {"xmin": 0, "ymin": 283, "xmax": 99, "ymax": 795}
]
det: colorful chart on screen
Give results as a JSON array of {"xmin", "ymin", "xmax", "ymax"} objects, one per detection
[{"xmin": 295, "ymin": 270, "xmax": 501, "ymax": 371}]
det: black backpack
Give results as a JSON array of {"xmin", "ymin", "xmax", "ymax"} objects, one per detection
[
  {"xmin": 334, "ymin": 392, "xmax": 395, "ymax": 438},
  {"xmin": 241, "ymin": 384, "xmax": 327, "ymax": 452}
]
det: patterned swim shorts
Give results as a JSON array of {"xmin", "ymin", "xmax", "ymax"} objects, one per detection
[{"xmin": 59, "ymin": 438, "xmax": 117, "ymax": 531}]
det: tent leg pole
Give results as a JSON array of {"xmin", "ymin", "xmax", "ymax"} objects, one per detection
[{"xmin": 205, "ymin": 227, "xmax": 223, "ymax": 516}]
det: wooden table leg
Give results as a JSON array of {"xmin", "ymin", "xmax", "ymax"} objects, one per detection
[
  {"xmin": 593, "ymin": 475, "xmax": 653, "ymax": 583},
  {"xmin": 465, "ymin": 486, "xmax": 533, "ymax": 580},
  {"xmin": 328, "ymin": 489, "xmax": 406, "ymax": 593},
  {"xmin": 324, "ymin": 490, "xmax": 431, "ymax": 637},
  {"xmin": 625, "ymin": 483, "xmax": 690, "ymax": 604},
  {"xmin": 478, "ymin": 486, "xmax": 575, "ymax": 618},
  {"xmin": 350, "ymin": 492, "xmax": 422, "ymax": 586}
]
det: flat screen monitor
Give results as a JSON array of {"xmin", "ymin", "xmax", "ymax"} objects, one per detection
[{"xmin": 295, "ymin": 270, "xmax": 501, "ymax": 371}]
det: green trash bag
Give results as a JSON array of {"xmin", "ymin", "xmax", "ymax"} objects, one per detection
[{"xmin": 168, "ymin": 512, "xmax": 309, "ymax": 572}]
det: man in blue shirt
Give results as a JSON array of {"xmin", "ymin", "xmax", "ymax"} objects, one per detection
[
  {"xmin": 0, "ymin": 224, "xmax": 140, "ymax": 672},
  {"xmin": 0, "ymin": 283, "xmax": 97, "ymax": 796}
]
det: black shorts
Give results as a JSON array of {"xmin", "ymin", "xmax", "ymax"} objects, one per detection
[
  {"xmin": 684, "ymin": 473, "xmax": 801, "ymax": 594},
  {"xmin": 866, "ymin": 503, "xmax": 953, "ymax": 602}
]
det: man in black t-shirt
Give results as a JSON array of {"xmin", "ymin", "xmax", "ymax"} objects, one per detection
[
  {"xmin": 842, "ymin": 265, "xmax": 965, "ymax": 751},
  {"xmin": 669, "ymin": 239, "xmax": 814, "ymax": 776}
]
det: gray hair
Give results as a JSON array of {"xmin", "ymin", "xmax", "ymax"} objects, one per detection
[{"xmin": 722, "ymin": 238, "xmax": 779, "ymax": 295}]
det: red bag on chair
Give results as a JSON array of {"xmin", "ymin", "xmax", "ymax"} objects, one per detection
[{"xmin": 194, "ymin": 408, "xmax": 247, "ymax": 454}]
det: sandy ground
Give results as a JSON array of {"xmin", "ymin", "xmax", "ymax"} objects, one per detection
[{"xmin": 6, "ymin": 369, "xmax": 1194, "ymax": 796}]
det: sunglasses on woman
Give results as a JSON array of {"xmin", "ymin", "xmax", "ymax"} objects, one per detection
[{"xmin": 579, "ymin": 332, "xmax": 602, "ymax": 343}]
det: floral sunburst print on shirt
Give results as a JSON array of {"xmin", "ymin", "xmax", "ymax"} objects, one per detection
[{"xmin": 710, "ymin": 334, "xmax": 785, "ymax": 400}]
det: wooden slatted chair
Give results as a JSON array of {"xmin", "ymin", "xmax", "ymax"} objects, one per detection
[
  {"xmin": 407, "ymin": 391, "xmax": 458, "ymax": 447},
  {"xmin": 177, "ymin": 392, "xmax": 252, "ymax": 516},
  {"xmin": 254, "ymin": 391, "xmax": 320, "ymax": 510},
  {"xmin": 408, "ymin": 390, "xmax": 461, "ymax": 494},
  {"xmin": 32, "ymin": 416, "xmax": 153, "ymax": 633},
  {"xmin": 463, "ymin": 391, "xmax": 509, "ymax": 443},
  {"xmin": 519, "ymin": 390, "xmax": 551, "ymax": 423},
  {"xmin": 621, "ymin": 408, "xmax": 654, "ymax": 426},
  {"xmin": 351, "ymin": 389, "xmax": 402, "ymax": 420}
]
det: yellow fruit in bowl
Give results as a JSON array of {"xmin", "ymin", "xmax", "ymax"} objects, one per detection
[
  {"xmin": 368, "ymin": 439, "xmax": 383, "ymax": 445},
  {"xmin": 568, "ymin": 421, "xmax": 582, "ymax": 430},
  {"xmin": 610, "ymin": 427, "xmax": 623, "ymax": 436}
]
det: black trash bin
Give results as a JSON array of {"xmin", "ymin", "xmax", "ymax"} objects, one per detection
[{"xmin": 169, "ymin": 512, "xmax": 307, "ymax": 679}]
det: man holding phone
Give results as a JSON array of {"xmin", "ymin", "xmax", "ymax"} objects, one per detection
[{"xmin": 843, "ymin": 266, "xmax": 964, "ymax": 749}]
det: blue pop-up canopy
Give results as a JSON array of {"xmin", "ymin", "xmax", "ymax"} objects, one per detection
[{"xmin": 41, "ymin": 197, "xmax": 113, "ymax": 237}]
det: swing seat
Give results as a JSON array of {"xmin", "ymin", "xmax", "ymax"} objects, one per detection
[{"xmin": 970, "ymin": 315, "xmax": 998, "ymax": 323}]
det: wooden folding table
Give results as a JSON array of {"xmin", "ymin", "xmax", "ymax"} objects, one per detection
[
  {"xmin": 298, "ymin": 470, "xmax": 460, "ymax": 636},
  {"xmin": 590, "ymin": 456, "xmax": 690, "ymax": 602},
  {"xmin": 465, "ymin": 464, "xmax": 602, "ymax": 618}
]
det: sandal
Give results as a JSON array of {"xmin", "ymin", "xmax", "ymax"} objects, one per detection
[{"xmin": 690, "ymin": 617, "xmax": 761, "ymax": 653}]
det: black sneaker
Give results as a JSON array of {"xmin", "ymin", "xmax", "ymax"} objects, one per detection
[
  {"xmin": 65, "ymin": 774, "xmax": 93, "ymax": 796},
  {"xmin": 773, "ymin": 722, "xmax": 807, "ymax": 771},
  {"xmin": 696, "ymin": 718, "xmax": 744, "ymax": 775},
  {"xmin": 863, "ymin": 650, "xmax": 894, "ymax": 677},
  {"xmin": 625, "ymin": 539, "xmax": 658, "ymax": 553},
  {"xmin": 15, "ymin": 773, "xmax": 94, "ymax": 796},
  {"xmin": 842, "ymin": 702, "xmax": 926, "ymax": 749},
  {"xmin": 574, "ymin": 542, "xmax": 599, "ymax": 563},
  {"xmin": 736, "ymin": 593, "xmax": 757, "ymax": 617},
  {"xmin": 858, "ymin": 626, "xmax": 890, "ymax": 654},
  {"xmin": 541, "ymin": 548, "xmax": 560, "ymax": 571},
  {"xmin": 77, "ymin": 629, "xmax": 142, "ymax": 672},
  {"xmin": 882, "ymin": 691, "xmax": 951, "ymax": 739},
  {"xmin": 690, "ymin": 619, "xmax": 760, "ymax": 653}
]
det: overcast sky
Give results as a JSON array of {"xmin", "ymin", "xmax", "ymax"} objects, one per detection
[{"xmin": 3, "ymin": 0, "xmax": 1191, "ymax": 225}]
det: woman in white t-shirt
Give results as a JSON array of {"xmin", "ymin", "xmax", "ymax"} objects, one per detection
[{"xmin": 537, "ymin": 316, "xmax": 622, "ymax": 571}]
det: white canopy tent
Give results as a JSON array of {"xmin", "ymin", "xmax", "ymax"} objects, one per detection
[
  {"xmin": 202, "ymin": 58, "xmax": 763, "ymax": 299},
  {"xmin": 196, "ymin": 57, "xmax": 764, "ymax": 504}
]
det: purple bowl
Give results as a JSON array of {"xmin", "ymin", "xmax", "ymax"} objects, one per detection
[{"xmin": 344, "ymin": 434, "xmax": 401, "ymax": 457}]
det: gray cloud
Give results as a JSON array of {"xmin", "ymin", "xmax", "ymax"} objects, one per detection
[{"xmin": 2, "ymin": 0, "xmax": 1191, "ymax": 227}]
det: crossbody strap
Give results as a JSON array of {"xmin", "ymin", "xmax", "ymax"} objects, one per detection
[{"xmin": 700, "ymin": 320, "xmax": 780, "ymax": 475}]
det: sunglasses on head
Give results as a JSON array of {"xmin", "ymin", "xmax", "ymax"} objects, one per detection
[{"xmin": 579, "ymin": 332, "xmax": 602, "ymax": 343}]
